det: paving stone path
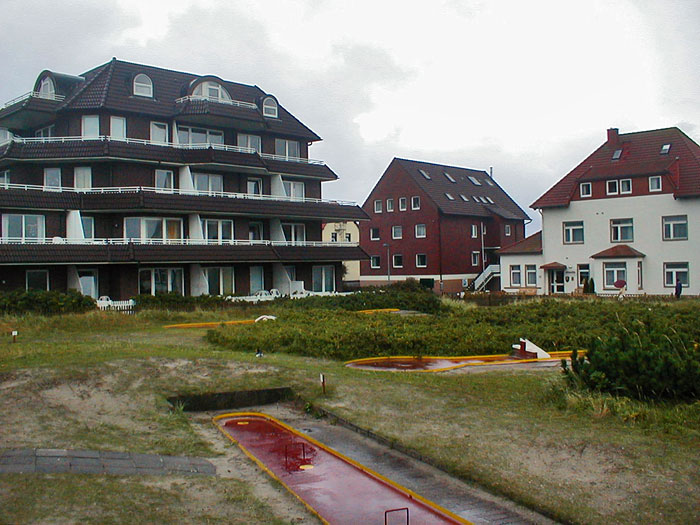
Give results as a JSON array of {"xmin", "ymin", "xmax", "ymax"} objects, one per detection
[{"xmin": 0, "ymin": 448, "xmax": 216, "ymax": 476}]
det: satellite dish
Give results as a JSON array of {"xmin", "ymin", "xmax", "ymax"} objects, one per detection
[{"xmin": 614, "ymin": 279, "xmax": 627, "ymax": 289}]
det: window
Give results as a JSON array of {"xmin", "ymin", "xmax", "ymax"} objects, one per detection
[
  {"xmin": 193, "ymin": 173, "xmax": 223, "ymax": 193},
  {"xmin": 637, "ymin": 261, "xmax": 643, "ymax": 289},
  {"xmin": 155, "ymin": 169, "xmax": 174, "ymax": 191},
  {"xmin": 411, "ymin": 196, "xmax": 420, "ymax": 210},
  {"xmin": 282, "ymin": 223, "xmax": 306, "ymax": 243},
  {"xmin": 133, "ymin": 74, "xmax": 153, "ymax": 97},
  {"xmin": 620, "ymin": 178, "xmax": 632, "ymax": 194},
  {"xmin": 418, "ymin": 169, "xmax": 431, "ymax": 180},
  {"xmin": 237, "ymin": 133, "xmax": 262, "ymax": 152},
  {"xmin": 0, "ymin": 128, "xmax": 12, "ymax": 143},
  {"xmin": 0, "ymin": 170, "xmax": 9, "ymax": 187},
  {"xmin": 283, "ymin": 180, "xmax": 305, "ymax": 200},
  {"xmin": 344, "ymin": 233, "xmax": 351, "ymax": 242},
  {"xmin": 399, "ymin": 197, "xmax": 407, "ymax": 211},
  {"xmin": 660, "ymin": 143, "xmax": 671, "ymax": 155},
  {"xmin": 72, "ymin": 167, "xmax": 92, "ymax": 190},
  {"xmin": 81, "ymin": 115, "xmax": 99, "ymax": 138},
  {"xmin": 468, "ymin": 175, "xmax": 481, "ymax": 186},
  {"xmin": 576, "ymin": 264, "xmax": 590, "ymax": 287},
  {"xmin": 445, "ymin": 193, "xmax": 454, "ymax": 200},
  {"xmin": 285, "ymin": 266, "xmax": 296, "ymax": 281},
  {"xmin": 124, "ymin": 217, "xmax": 182, "ymax": 243},
  {"xmin": 274, "ymin": 138, "xmax": 300, "ymax": 158},
  {"xmin": 612, "ymin": 149, "xmax": 622, "ymax": 160},
  {"xmin": 206, "ymin": 267, "xmax": 235, "ymax": 295},
  {"xmin": 526, "ymin": 265, "xmax": 537, "ymax": 286},
  {"xmin": 471, "ymin": 224, "xmax": 478, "ymax": 238},
  {"xmin": 580, "ymin": 182, "xmax": 592, "ymax": 198},
  {"xmin": 471, "ymin": 251, "xmax": 480, "ymax": 266},
  {"xmin": 78, "ymin": 269, "xmax": 98, "ymax": 299},
  {"xmin": 2, "ymin": 214, "xmax": 45, "ymax": 241},
  {"xmin": 611, "ymin": 218, "xmax": 633, "ymax": 242},
  {"xmin": 330, "ymin": 232, "xmax": 337, "ymax": 242},
  {"xmin": 312, "ymin": 264, "xmax": 336, "ymax": 293},
  {"xmin": 374, "ymin": 200, "xmax": 382, "ymax": 213},
  {"xmin": 81, "ymin": 216, "xmax": 94, "ymax": 239},
  {"xmin": 247, "ymin": 178, "xmax": 263, "ymax": 195},
  {"xmin": 606, "ymin": 179, "xmax": 619, "ymax": 195},
  {"xmin": 262, "ymin": 97, "xmax": 278, "ymax": 118},
  {"xmin": 26, "ymin": 270, "xmax": 49, "ymax": 290},
  {"xmin": 370, "ymin": 228, "xmax": 380, "ymax": 241},
  {"xmin": 510, "ymin": 265, "xmax": 521, "ymax": 287},
  {"xmin": 663, "ymin": 215, "xmax": 688, "ymax": 241},
  {"xmin": 664, "ymin": 262, "xmax": 689, "ymax": 287},
  {"xmin": 193, "ymin": 81, "xmax": 231, "ymax": 101},
  {"xmin": 444, "ymin": 171, "xmax": 456, "ymax": 183},
  {"xmin": 177, "ymin": 126, "xmax": 223, "ymax": 145},
  {"xmin": 505, "ymin": 224, "xmax": 512, "ymax": 237},
  {"xmin": 44, "ymin": 167, "xmax": 61, "ymax": 189},
  {"xmin": 482, "ymin": 224, "xmax": 487, "ymax": 235},
  {"xmin": 250, "ymin": 266, "xmax": 265, "ymax": 293},
  {"xmin": 201, "ymin": 219, "xmax": 233, "ymax": 244},
  {"xmin": 386, "ymin": 198, "xmax": 394, "ymax": 212},
  {"xmin": 415, "ymin": 224, "xmax": 426, "ymax": 238},
  {"xmin": 35, "ymin": 125, "xmax": 55, "ymax": 138},
  {"xmin": 370, "ymin": 255, "xmax": 381, "ymax": 269},
  {"xmin": 392, "ymin": 254, "xmax": 403, "ymax": 268},
  {"xmin": 150, "ymin": 122, "xmax": 169, "ymax": 143},
  {"xmin": 110, "ymin": 116, "xmax": 126, "ymax": 140},
  {"xmin": 416, "ymin": 254, "xmax": 427, "ymax": 268},
  {"xmin": 38, "ymin": 77, "xmax": 55, "ymax": 98},
  {"xmin": 649, "ymin": 176, "xmax": 662, "ymax": 192},
  {"xmin": 249, "ymin": 221, "xmax": 263, "ymax": 240},
  {"xmin": 392, "ymin": 225, "xmax": 402, "ymax": 239},
  {"xmin": 139, "ymin": 268, "xmax": 184, "ymax": 295},
  {"xmin": 604, "ymin": 262, "xmax": 626, "ymax": 288},
  {"xmin": 563, "ymin": 221, "xmax": 584, "ymax": 244}
]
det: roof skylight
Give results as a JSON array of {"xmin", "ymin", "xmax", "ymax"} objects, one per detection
[
  {"xmin": 460, "ymin": 194, "xmax": 468, "ymax": 201},
  {"xmin": 479, "ymin": 196, "xmax": 489, "ymax": 203},
  {"xmin": 445, "ymin": 193, "xmax": 455, "ymax": 200},
  {"xmin": 660, "ymin": 143, "xmax": 671, "ymax": 155},
  {"xmin": 444, "ymin": 171, "xmax": 456, "ymax": 183},
  {"xmin": 472, "ymin": 196, "xmax": 479, "ymax": 202},
  {"xmin": 486, "ymin": 196, "xmax": 495, "ymax": 204},
  {"xmin": 485, "ymin": 178, "xmax": 494, "ymax": 186},
  {"xmin": 468, "ymin": 175, "xmax": 482, "ymax": 186},
  {"xmin": 418, "ymin": 169, "xmax": 431, "ymax": 180},
  {"xmin": 612, "ymin": 149, "xmax": 622, "ymax": 160}
]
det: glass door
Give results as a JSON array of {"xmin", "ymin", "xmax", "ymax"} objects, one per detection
[
  {"xmin": 250, "ymin": 266, "xmax": 264, "ymax": 294},
  {"xmin": 78, "ymin": 269, "xmax": 98, "ymax": 299}
]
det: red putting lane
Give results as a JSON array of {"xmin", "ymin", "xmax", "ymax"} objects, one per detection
[{"xmin": 215, "ymin": 413, "xmax": 468, "ymax": 525}]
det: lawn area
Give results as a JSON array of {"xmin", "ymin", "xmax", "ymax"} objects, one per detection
[{"xmin": 0, "ymin": 299, "xmax": 698, "ymax": 524}]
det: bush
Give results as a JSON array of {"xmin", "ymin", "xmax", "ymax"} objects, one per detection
[
  {"xmin": 0, "ymin": 289, "xmax": 96, "ymax": 315},
  {"xmin": 133, "ymin": 293, "xmax": 234, "ymax": 311},
  {"xmin": 562, "ymin": 323, "xmax": 700, "ymax": 401}
]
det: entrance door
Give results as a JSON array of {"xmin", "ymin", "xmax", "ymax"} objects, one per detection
[
  {"xmin": 549, "ymin": 270, "xmax": 564, "ymax": 294},
  {"xmin": 78, "ymin": 269, "xmax": 98, "ymax": 299}
]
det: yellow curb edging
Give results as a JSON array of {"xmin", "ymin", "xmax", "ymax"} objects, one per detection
[{"xmin": 354, "ymin": 308, "xmax": 401, "ymax": 314}]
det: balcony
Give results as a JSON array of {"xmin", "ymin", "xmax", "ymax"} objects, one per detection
[
  {"xmin": 0, "ymin": 136, "xmax": 338, "ymax": 179},
  {"xmin": 0, "ymin": 92, "xmax": 65, "ymax": 130},
  {"xmin": 0, "ymin": 182, "xmax": 368, "ymax": 221},
  {"xmin": 0, "ymin": 237, "xmax": 367, "ymax": 264}
]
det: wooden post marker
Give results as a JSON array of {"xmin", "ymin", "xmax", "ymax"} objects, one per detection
[
  {"xmin": 11, "ymin": 330, "xmax": 18, "ymax": 343},
  {"xmin": 319, "ymin": 373, "xmax": 326, "ymax": 395}
]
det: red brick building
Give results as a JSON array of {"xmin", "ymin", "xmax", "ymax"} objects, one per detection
[
  {"xmin": 359, "ymin": 158, "xmax": 529, "ymax": 293},
  {"xmin": 0, "ymin": 59, "xmax": 367, "ymax": 299}
]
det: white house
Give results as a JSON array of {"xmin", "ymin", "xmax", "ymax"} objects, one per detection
[{"xmin": 499, "ymin": 127, "xmax": 700, "ymax": 295}]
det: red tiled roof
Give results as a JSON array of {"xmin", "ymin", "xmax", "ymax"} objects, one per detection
[
  {"xmin": 532, "ymin": 127, "xmax": 700, "ymax": 208},
  {"xmin": 497, "ymin": 231, "xmax": 542, "ymax": 255},
  {"xmin": 540, "ymin": 262, "xmax": 566, "ymax": 270},
  {"xmin": 591, "ymin": 245, "xmax": 645, "ymax": 259},
  {"xmin": 393, "ymin": 158, "xmax": 529, "ymax": 220}
]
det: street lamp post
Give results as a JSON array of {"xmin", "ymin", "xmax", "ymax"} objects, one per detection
[{"xmin": 383, "ymin": 242, "xmax": 390, "ymax": 284}]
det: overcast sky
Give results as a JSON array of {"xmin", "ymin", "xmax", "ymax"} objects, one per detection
[{"xmin": 2, "ymin": 0, "xmax": 698, "ymax": 233}]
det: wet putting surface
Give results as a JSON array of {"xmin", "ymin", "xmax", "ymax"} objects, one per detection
[{"xmin": 216, "ymin": 414, "xmax": 467, "ymax": 524}]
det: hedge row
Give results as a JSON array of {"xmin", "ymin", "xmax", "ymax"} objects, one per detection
[{"xmin": 0, "ymin": 290, "xmax": 96, "ymax": 315}]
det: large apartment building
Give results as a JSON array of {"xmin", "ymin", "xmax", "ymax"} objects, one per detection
[
  {"xmin": 0, "ymin": 59, "xmax": 367, "ymax": 299},
  {"xmin": 359, "ymin": 158, "xmax": 529, "ymax": 293},
  {"xmin": 499, "ymin": 127, "xmax": 700, "ymax": 295}
]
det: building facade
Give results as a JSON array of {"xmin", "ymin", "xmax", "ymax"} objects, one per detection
[
  {"xmin": 499, "ymin": 127, "xmax": 700, "ymax": 295},
  {"xmin": 0, "ymin": 59, "xmax": 367, "ymax": 299},
  {"xmin": 322, "ymin": 221, "xmax": 360, "ymax": 288},
  {"xmin": 359, "ymin": 158, "xmax": 529, "ymax": 293}
]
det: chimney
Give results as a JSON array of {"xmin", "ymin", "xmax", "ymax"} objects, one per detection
[{"xmin": 607, "ymin": 128, "xmax": 619, "ymax": 145}]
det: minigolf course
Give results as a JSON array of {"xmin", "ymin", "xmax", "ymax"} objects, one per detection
[{"xmin": 214, "ymin": 412, "xmax": 470, "ymax": 524}]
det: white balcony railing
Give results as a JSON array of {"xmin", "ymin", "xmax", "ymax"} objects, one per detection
[
  {"xmin": 1, "ymin": 91, "xmax": 65, "ymax": 110},
  {"xmin": 0, "ymin": 236, "xmax": 358, "ymax": 248},
  {"xmin": 175, "ymin": 95, "xmax": 259, "ymax": 110},
  {"xmin": 0, "ymin": 135, "xmax": 327, "ymax": 166},
  {"xmin": 0, "ymin": 182, "xmax": 357, "ymax": 206}
]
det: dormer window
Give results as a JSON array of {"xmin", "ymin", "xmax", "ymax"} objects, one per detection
[
  {"xmin": 194, "ymin": 81, "xmax": 231, "ymax": 102},
  {"xmin": 38, "ymin": 77, "xmax": 55, "ymax": 99},
  {"xmin": 262, "ymin": 96, "xmax": 278, "ymax": 118},
  {"xmin": 133, "ymin": 74, "xmax": 153, "ymax": 97},
  {"xmin": 612, "ymin": 149, "xmax": 622, "ymax": 160},
  {"xmin": 580, "ymin": 182, "xmax": 592, "ymax": 198},
  {"xmin": 660, "ymin": 143, "xmax": 671, "ymax": 155}
]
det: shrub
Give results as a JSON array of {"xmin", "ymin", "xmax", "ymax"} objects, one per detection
[
  {"xmin": 133, "ymin": 293, "xmax": 234, "ymax": 311},
  {"xmin": 0, "ymin": 289, "xmax": 96, "ymax": 315}
]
